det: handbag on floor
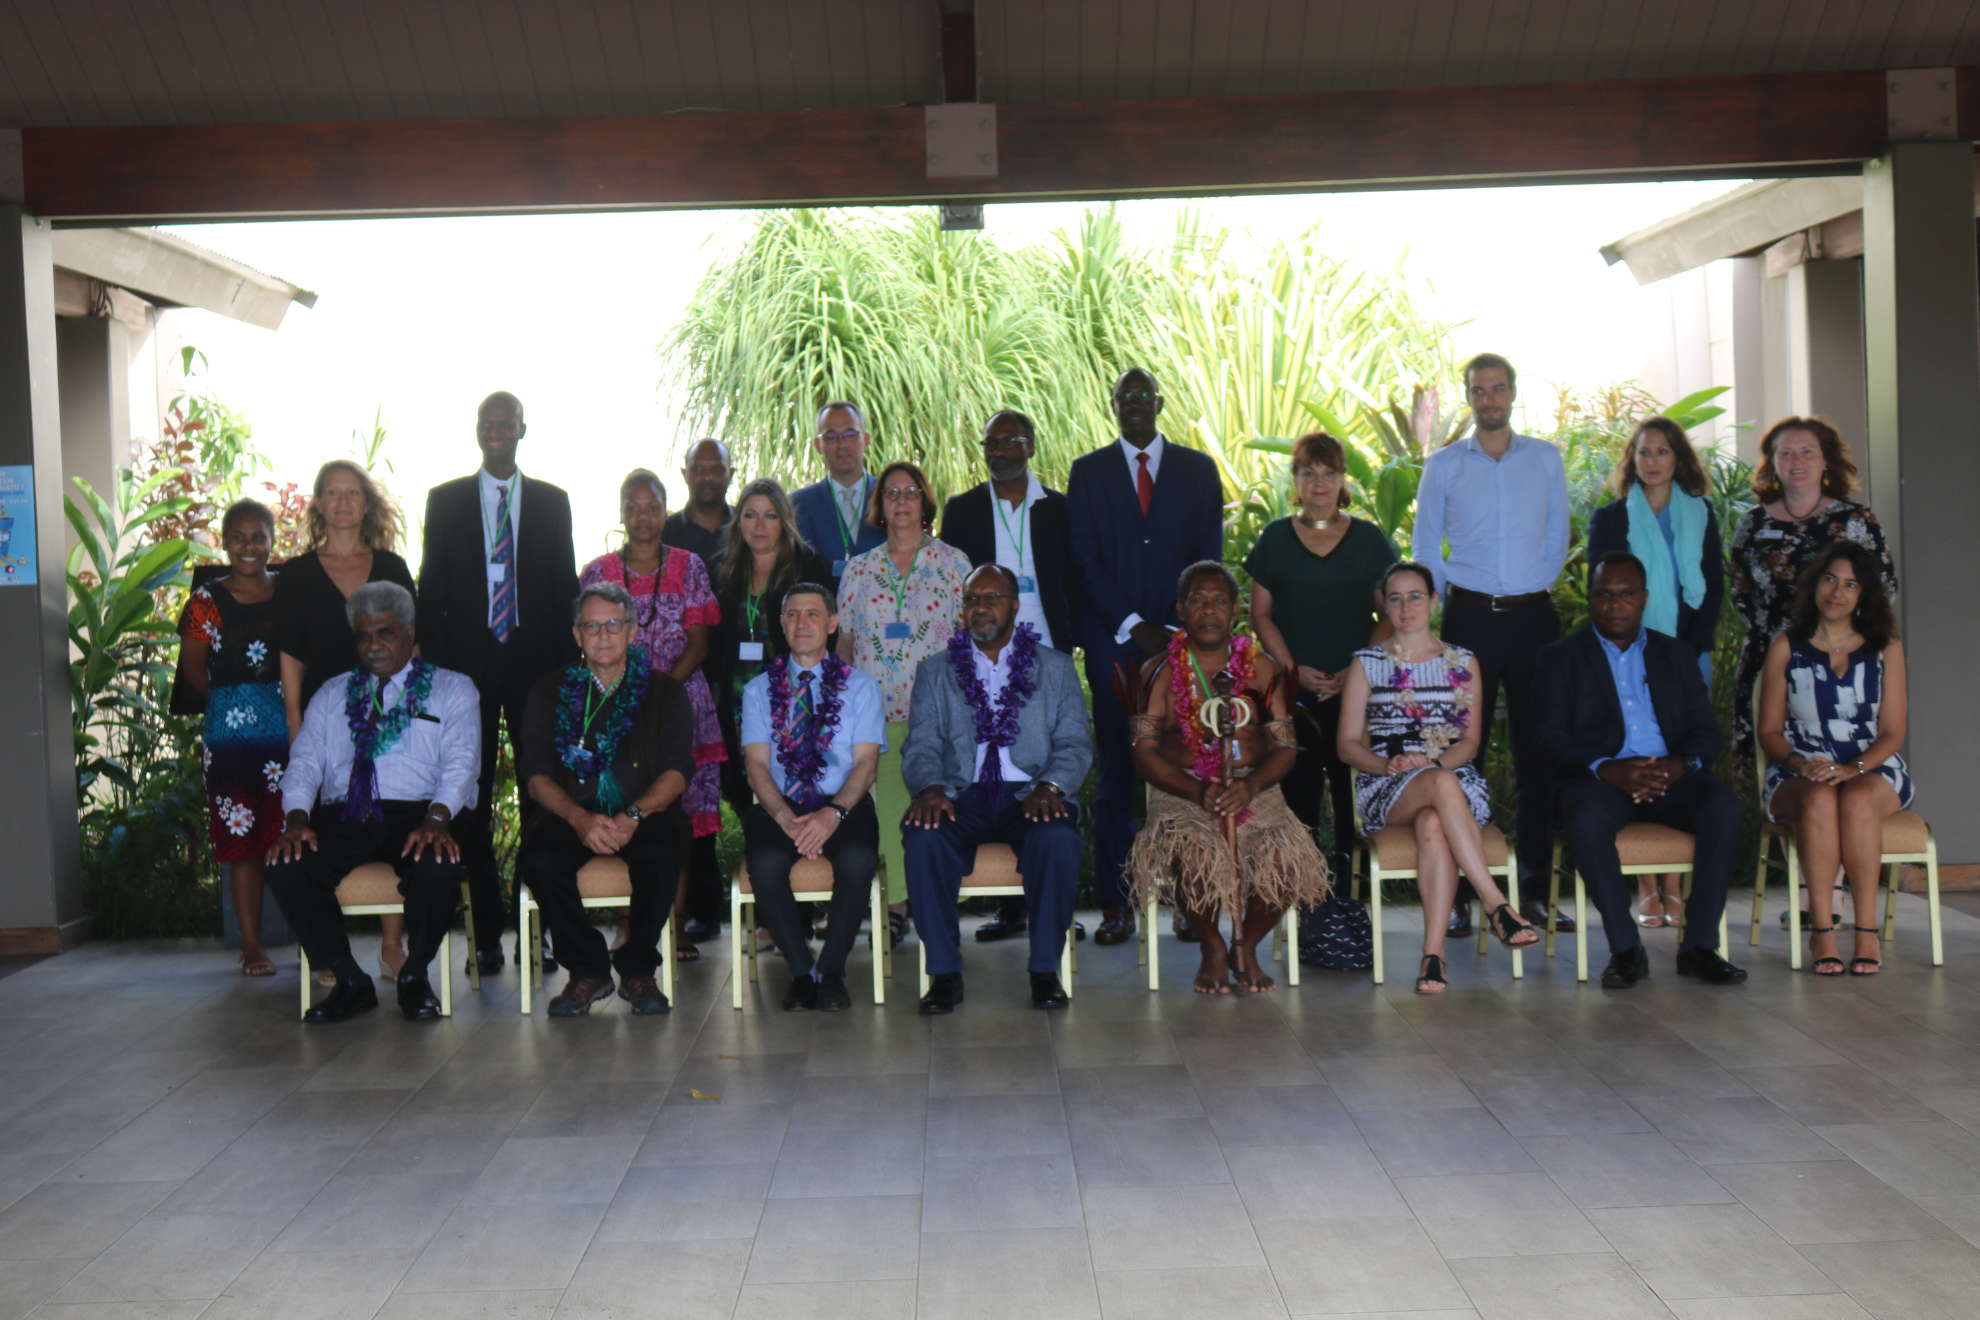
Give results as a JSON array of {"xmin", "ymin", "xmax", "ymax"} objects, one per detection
[{"xmin": 1299, "ymin": 896, "xmax": 1372, "ymax": 970}]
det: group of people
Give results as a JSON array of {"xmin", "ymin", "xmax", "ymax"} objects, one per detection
[{"xmin": 173, "ymin": 352, "xmax": 1912, "ymax": 1022}]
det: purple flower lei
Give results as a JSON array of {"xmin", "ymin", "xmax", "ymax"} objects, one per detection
[
  {"xmin": 948, "ymin": 623, "xmax": 1039, "ymax": 809},
  {"xmin": 767, "ymin": 652, "xmax": 850, "ymax": 811},
  {"xmin": 341, "ymin": 658, "xmax": 436, "ymax": 823}
]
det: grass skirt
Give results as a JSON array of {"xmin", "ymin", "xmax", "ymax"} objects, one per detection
[{"xmin": 1129, "ymin": 782, "xmax": 1330, "ymax": 914}]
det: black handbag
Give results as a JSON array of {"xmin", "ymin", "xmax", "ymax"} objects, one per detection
[{"xmin": 1299, "ymin": 896, "xmax": 1373, "ymax": 970}]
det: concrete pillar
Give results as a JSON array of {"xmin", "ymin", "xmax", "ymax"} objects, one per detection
[
  {"xmin": 1785, "ymin": 258, "xmax": 1872, "ymax": 506},
  {"xmin": 1728, "ymin": 257, "xmax": 1768, "ymax": 464},
  {"xmin": 57, "ymin": 314, "xmax": 130, "ymax": 556},
  {"xmin": 1861, "ymin": 143, "xmax": 1980, "ymax": 862},
  {"xmin": 0, "ymin": 206, "xmax": 84, "ymax": 952}
]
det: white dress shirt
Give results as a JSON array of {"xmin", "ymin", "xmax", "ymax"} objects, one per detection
[
  {"xmin": 832, "ymin": 474, "xmax": 871, "ymax": 542},
  {"xmin": 478, "ymin": 467, "xmax": 522, "ymax": 621},
  {"xmin": 1113, "ymin": 434, "xmax": 1168, "ymax": 643},
  {"xmin": 970, "ymin": 644, "xmax": 1031, "ymax": 785},
  {"xmin": 283, "ymin": 659, "xmax": 483, "ymax": 818},
  {"xmin": 989, "ymin": 474, "xmax": 1054, "ymax": 647}
]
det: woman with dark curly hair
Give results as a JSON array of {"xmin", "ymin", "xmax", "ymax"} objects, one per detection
[
  {"xmin": 1728, "ymin": 417, "xmax": 1896, "ymax": 749},
  {"xmin": 1758, "ymin": 541, "xmax": 1910, "ymax": 977}
]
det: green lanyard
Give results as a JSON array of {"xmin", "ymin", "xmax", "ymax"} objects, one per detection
[
  {"xmin": 885, "ymin": 537, "xmax": 925, "ymax": 621},
  {"xmin": 830, "ymin": 476, "xmax": 868, "ymax": 556},
  {"xmin": 992, "ymin": 493, "xmax": 1029, "ymax": 578},
  {"xmin": 1186, "ymin": 647, "xmax": 1219, "ymax": 701},
  {"xmin": 583, "ymin": 675, "xmax": 618, "ymax": 741},
  {"xmin": 743, "ymin": 590, "xmax": 763, "ymax": 637}
]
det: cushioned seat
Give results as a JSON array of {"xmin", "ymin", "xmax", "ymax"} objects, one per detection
[
  {"xmin": 1614, "ymin": 823, "xmax": 1696, "ymax": 867},
  {"xmin": 332, "ymin": 863, "xmax": 404, "ymax": 908},
  {"xmin": 1549, "ymin": 823, "xmax": 1725, "ymax": 981},
  {"xmin": 518, "ymin": 855, "xmax": 672, "ymax": 1014},
  {"xmin": 1881, "ymin": 812, "xmax": 1931, "ymax": 856},
  {"xmin": 575, "ymin": 856, "xmax": 633, "ymax": 898},
  {"xmin": 1356, "ymin": 823, "xmax": 1523, "ymax": 985},
  {"xmin": 1365, "ymin": 823, "xmax": 1512, "ymax": 873},
  {"xmin": 958, "ymin": 843, "xmax": 1019, "ymax": 888},
  {"xmin": 731, "ymin": 858, "xmax": 836, "ymax": 896},
  {"xmin": 731, "ymin": 857, "xmax": 888, "ymax": 1008}
]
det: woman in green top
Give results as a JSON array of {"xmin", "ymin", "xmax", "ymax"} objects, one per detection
[{"xmin": 1246, "ymin": 431, "xmax": 1397, "ymax": 873}]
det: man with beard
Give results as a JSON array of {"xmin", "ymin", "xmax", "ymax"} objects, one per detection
[
  {"xmin": 1412, "ymin": 353, "xmax": 1572, "ymax": 938},
  {"xmin": 902, "ymin": 565, "xmax": 1094, "ymax": 1013},
  {"xmin": 1066, "ymin": 369, "xmax": 1225, "ymax": 947},
  {"xmin": 268, "ymin": 582, "xmax": 480, "ymax": 1023},
  {"xmin": 938, "ymin": 409, "xmax": 1077, "ymax": 945},
  {"xmin": 1128, "ymin": 563, "xmax": 1328, "ymax": 996}
]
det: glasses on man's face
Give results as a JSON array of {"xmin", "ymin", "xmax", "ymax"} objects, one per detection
[
  {"xmin": 882, "ymin": 485, "xmax": 922, "ymax": 502},
  {"xmin": 962, "ymin": 593, "xmax": 1012, "ymax": 608},
  {"xmin": 819, "ymin": 429, "xmax": 862, "ymax": 443},
  {"xmin": 982, "ymin": 434, "xmax": 1030, "ymax": 450},
  {"xmin": 577, "ymin": 619, "xmax": 629, "ymax": 637},
  {"xmin": 1115, "ymin": 390, "xmax": 1155, "ymax": 405}
]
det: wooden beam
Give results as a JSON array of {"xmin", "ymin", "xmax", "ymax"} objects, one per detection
[
  {"xmin": 940, "ymin": 2, "xmax": 978, "ymax": 104},
  {"xmin": 19, "ymin": 68, "xmax": 1962, "ymax": 222}
]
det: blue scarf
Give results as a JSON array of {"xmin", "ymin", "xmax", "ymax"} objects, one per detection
[{"xmin": 1625, "ymin": 483, "xmax": 1707, "ymax": 638}]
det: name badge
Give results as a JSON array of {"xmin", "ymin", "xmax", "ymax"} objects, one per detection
[
  {"xmin": 738, "ymin": 641, "xmax": 765, "ymax": 662},
  {"xmin": 832, "ymin": 558, "xmax": 847, "ymax": 577},
  {"xmin": 1754, "ymin": 529, "xmax": 1786, "ymax": 541},
  {"xmin": 488, "ymin": 564, "xmax": 508, "ymax": 581},
  {"xmin": 884, "ymin": 621, "xmax": 912, "ymax": 640},
  {"xmin": 1016, "ymin": 575, "xmax": 1037, "ymax": 595}
]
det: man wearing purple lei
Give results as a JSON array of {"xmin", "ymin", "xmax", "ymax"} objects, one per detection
[
  {"xmin": 902, "ymin": 565, "xmax": 1094, "ymax": 1013},
  {"xmin": 268, "ymin": 582, "xmax": 480, "ymax": 1024},
  {"xmin": 516, "ymin": 583, "xmax": 696, "ymax": 1017},
  {"xmin": 740, "ymin": 582, "xmax": 886, "ymax": 1011}
]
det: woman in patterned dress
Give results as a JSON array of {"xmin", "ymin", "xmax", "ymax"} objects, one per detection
[
  {"xmin": 581, "ymin": 470, "xmax": 725, "ymax": 961},
  {"xmin": 174, "ymin": 500, "xmax": 287, "ymax": 977},
  {"xmin": 1338, "ymin": 561, "xmax": 1539, "ymax": 994},
  {"xmin": 1729, "ymin": 417, "xmax": 1897, "ymax": 749},
  {"xmin": 1759, "ymin": 542, "xmax": 1911, "ymax": 978},
  {"xmin": 836, "ymin": 460, "xmax": 970, "ymax": 933}
]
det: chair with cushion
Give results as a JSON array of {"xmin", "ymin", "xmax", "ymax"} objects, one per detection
[
  {"xmin": 517, "ymin": 857, "xmax": 672, "ymax": 1014},
  {"xmin": 1351, "ymin": 823, "xmax": 1522, "ymax": 985},
  {"xmin": 297, "ymin": 862, "xmax": 452, "ymax": 1019},
  {"xmin": 730, "ymin": 857, "xmax": 890, "ymax": 1009},
  {"xmin": 919, "ymin": 843, "xmax": 1074, "ymax": 999},
  {"xmin": 1547, "ymin": 825, "xmax": 1727, "ymax": 982}
]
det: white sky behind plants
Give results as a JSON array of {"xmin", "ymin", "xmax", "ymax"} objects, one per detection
[{"xmin": 160, "ymin": 178, "xmax": 1743, "ymax": 561}]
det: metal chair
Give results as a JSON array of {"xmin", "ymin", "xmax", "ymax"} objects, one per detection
[
  {"xmin": 918, "ymin": 843, "xmax": 1075, "ymax": 998},
  {"xmin": 516, "ymin": 856, "xmax": 672, "ymax": 1014},
  {"xmin": 296, "ymin": 862, "xmax": 452, "ymax": 1019},
  {"xmin": 1547, "ymin": 826, "xmax": 1727, "ymax": 982},
  {"xmin": 730, "ymin": 857, "xmax": 890, "ymax": 1008},
  {"xmin": 1353, "ymin": 823, "xmax": 1522, "ymax": 985},
  {"xmin": 1138, "ymin": 893, "xmax": 1299, "ymax": 991}
]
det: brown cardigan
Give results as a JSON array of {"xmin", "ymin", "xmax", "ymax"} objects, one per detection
[{"xmin": 517, "ymin": 663, "xmax": 694, "ymax": 834}]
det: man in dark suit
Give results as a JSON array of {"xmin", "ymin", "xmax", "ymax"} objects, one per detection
[
  {"xmin": 1536, "ymin": 551, "xmax": 1747, "ymax": 989},
  {"xmin": 418, "ymin": 391, "xmax": 579, "ymax": 971},
  {"xmin": 789, "ymin": 402, "xmax": 885, "ymax": 587},
  {"xmin": 1064, "ymin": 369, "xmax": 1225, "ymax": 944}
]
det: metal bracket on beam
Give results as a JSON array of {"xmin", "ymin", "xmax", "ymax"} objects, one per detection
[
  {"xmin": 1887, "ymin": 68, "xmax": 1957, "ymax": 142},
  {"xmin": 0, "ymin": 131, "xmax": 21, "ymax": 205},
  {"xmin": 926, "ymin": 103, "xmax": 997, "ymax": 179}
]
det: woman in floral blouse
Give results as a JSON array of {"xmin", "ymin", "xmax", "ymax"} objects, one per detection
[
  {"xmin": 175, "ymin": 499, "xmax": 287, "ymax": 977},
  {"xmin": 836, "ymin": 460, "xmax": 969, "ymax": 930},
  {"xmin": 1729, "ymin": 417, "xmax": 1897, "ymax": 749}
]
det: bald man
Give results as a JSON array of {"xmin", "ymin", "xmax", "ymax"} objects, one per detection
[{"xmin": 419, "ymin": 391, "xmax": 579, "ymax": 972}]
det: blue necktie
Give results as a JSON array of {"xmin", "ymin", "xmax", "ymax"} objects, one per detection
[{"xmin": 490, "ymin": 484, "xmax": 516, "ymax": 643}]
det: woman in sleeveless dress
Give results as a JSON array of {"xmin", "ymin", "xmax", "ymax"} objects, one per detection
[
  {"xmin": 1759, "ymin": 541, "xmax": 1910, "ymax": 977},
  {"xmin": 1338, "ymin": 562, "xmax": 1538, "ymax": 994}
]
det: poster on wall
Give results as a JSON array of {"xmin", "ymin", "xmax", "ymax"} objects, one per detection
[{"xmin": 0, "ymin": 466, "xmax": 37, "ymax": 587}]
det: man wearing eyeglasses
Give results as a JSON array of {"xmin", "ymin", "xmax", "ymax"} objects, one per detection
[
  {"xmin": 938, "ymin": 409, "xmax": 1078, "ymax": 945},
  {"xmin": 791, "ymin": 402, "xmax": 887, "ymax": 588},
  {"xmin": 901, "ymin": 565, "xmax": 1094, "ymax": 1013},
  {"xmin": 514, "ymin": 583, "xmax": 695, "ymax": 1017},
  {"xmin": 1066, "ymin": 369, "xmax": 1226, "ymax": 946}
]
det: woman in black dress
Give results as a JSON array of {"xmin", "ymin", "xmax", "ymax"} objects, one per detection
[{"xmin": 275, "ymin": 459, "xmax": 415, "ymax": 978}]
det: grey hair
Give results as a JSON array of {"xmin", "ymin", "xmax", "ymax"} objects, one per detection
[
  {"xmin": 345, "ymin": 581, "xmax": 415, "ymax": 629},
  {"xmin": 573, "ymin": 581, "xmax": 635, "ymax": 624}
]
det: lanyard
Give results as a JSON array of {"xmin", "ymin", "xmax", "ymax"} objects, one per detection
[
  {"xmin": 830, "ymin": 476, "xmax": 868, "ymax": 556},
  {"xmin": 582, "ymin": 674, "xmax": 618, "ymax": 741},
  {"xmin": 743, "ymin": 590, "xmax": 762, "ymax": 636},
  {"xmin": 1186, "ymin": 647, "xmax": 1220, "ymax": 700},
  {"xmin": 885, "ymin": 537, "xmax": 925, "ymax": 620},
  {"xmin": 992, "ymin": 492, "xmax": 1030, "ymax": 578},
  {"xmin": 371, "ymin": 676, "xmax": 387, "ymax": 714},
  {"xmin": 480, "ymin": 477, "xmax": 518, "ymax": 551}
]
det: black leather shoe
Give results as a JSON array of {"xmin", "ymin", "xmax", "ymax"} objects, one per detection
[
  {"xmin": 1676, "ymin": 947, "xmax": 1749, "ymax": 985},
  {"xmin": 619, "ymin": 976, "xmax": 670, "ymax": 1014},
  {"xmin": 470, "ymin": 946, "xmax": 505, "ymax": 976},
  {"xmin": 919, "ymin": 972, "xmax": 964, "ymax": 1015},
  {"xmin": 816, "ymin": 974, "xmax": 852, "ymax": 1012},
  {"xmin": 547, "ymin": 975, "xmax": 614, "ymax": 1017},
  {"xmin": 1524, "ymin": 899, "xmax": 1574, "ymax": 934},
  {"xmin": 396, "ymin": 975, "xmax": 442, "ymax": 1020},
  {"xmin": 303, "ymin": 978, "xmax": 378, "ymax": 1024},
  {"xmin": 682, "ymin": 916, "xmax": 720, "ymax": 943},
  {"xmin": 975, "ymin": 913, "xmax": 1027, "ymax": 942},
  {"xmin": 1072, "ymin": 920, "xmax": 1086, "ymax": 942},
  {"xmin": 1093, "ymin": 908, "xmax": 1134, "ymax": 946},
  {"xmin": 1447, "ymin": 902, "xmax": 1473, "ymax": 937},
  {"xmin": 783, "ymin": 975, "xmax": 819, "ymax": 1012},
  {"xmin": 1030, "ymin": 972, "xmax": 1071, "ymax": 1010},
  {"xmin": 1601, "ymin": 945, "xmax": 1650, "ymax": 990}
]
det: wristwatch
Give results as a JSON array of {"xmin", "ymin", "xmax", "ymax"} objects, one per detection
[
  {"xmin": 1036, "ymin": 780, "xmax": 1064, "ymax": 797},
  {"xmin": 829, "ymin": 803, "xmax": 850, "ymax": 822},
  {"xmin": 625, "ymin": 804, "xmax": 645, "ymax": 822}
]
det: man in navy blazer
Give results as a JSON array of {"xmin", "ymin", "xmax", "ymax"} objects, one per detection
[
  {"xmin": 789, "ymin": 401, "xmax": 886, "ymax": 587},
  {"xmin": 1065, "ymin": 369, "xmax": 1225, "ymax": 944},
  {"xmin": 1536, "ymin": 552, "xmax": 1747, "ymax": 990}
]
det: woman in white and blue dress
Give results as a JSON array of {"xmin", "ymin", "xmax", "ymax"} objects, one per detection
[
  {"xmin": 1338, "ymin": 561, "xmax": 1540, "ymax": 994},
  {"xmin": 1758, "ymin": 540, "xmax": 1911, "ymax": 978}
]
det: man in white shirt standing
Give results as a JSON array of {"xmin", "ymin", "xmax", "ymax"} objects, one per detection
[
  {"xmin": 268, "ymin": 583, "xmax": 481, "ymax": 1023},
  {"xmin": 1411, "ymin": 353, "xmax": 1572, "ymax": 934}
]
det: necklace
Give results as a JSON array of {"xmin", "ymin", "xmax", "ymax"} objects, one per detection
[
  {"xmin": 1297, "ymin": 510, "xmax": 1338, "ymax": 530},
  {"xmin": 1782, "ymin": 490, "xmax": 1826, "ymax": 520}
]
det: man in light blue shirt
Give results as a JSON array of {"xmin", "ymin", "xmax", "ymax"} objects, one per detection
[
  {"xmin": 740, "ymin": 582, "xmax": 886, "ymax": 1011},
  {"xmin": 1412, "ymin": 353, "xmax": 1571, "ymax": 933}
]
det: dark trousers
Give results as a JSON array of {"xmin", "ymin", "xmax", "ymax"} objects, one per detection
[
  {"xmin": 906, "ymin": 788, "xmax": 1083, "ymax": 976},
  {"xmin": 684, "ymin": 832, "xmax": 723, "ymax": 926},
  {"xmin": 742, "ymin": 797, "xmax": 880, "ymax": 978},
  {"xmin": 456, "ymin": 652, "xmax": 538, "ymax": 948},
  {"xmin": 1442, "ymin": 594, "xmax": 1559, "ymax": 895},
  {"xmin": 266, "ymin": 801, "xmax": 461, "ymax": 982},
  {"xmin": 1084, "ymin": 649, "xmax": 1139, "ymax": 910},
  {"xmin": 1558, "ymin": 769, "xmax": 1742, "ymax": 956},
  {"xmin": 518, "ymin": 812, "xmax": 680, "ymax": 981},
  {"xmin": 1284, "ymin": 694, "xmax": 1355, "ymax": 869}
]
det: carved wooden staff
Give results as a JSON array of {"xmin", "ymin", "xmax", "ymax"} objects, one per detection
[{"xmin": 1201, "ymin": 671, "xmax": 1253, "ymax": 854}]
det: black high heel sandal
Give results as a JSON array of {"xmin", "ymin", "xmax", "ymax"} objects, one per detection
[
  {"xmin": 1808, "ymin": 924, "xmax": 1846, "ymax": 976},
  {"xmin": 1414, "ymin": 953, "xmax": 1447, "ymax": 995},
  {"xmin": 1849, "ymin": 925, "xmax": 1882, "ymax": 976},
  {"xmin": 1487, "ymin": 904, "xmax": 1539, "ymax": 947}
]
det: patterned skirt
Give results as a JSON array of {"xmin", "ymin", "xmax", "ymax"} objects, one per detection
[
  {"xmin": 1128, "ymin": 782, "xmax": 1330, "ymax": 914},
  {"xmin": 1764, "ymin": 754, "xmax": 1914, "ymax": 821},
  {"xmin": 202, "ymin": 681, "xmax": 288, "ymax": 862},
  {"xmin": 681, "ymin": 670, "xmax": 727, "ymax": 838},
  {"xmin": 1355, "ymin": 763, "xmax": 1491, "ymax": 833}
]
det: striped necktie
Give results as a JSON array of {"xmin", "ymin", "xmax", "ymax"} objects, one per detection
[{"xmin": 490, "ymin": 483, "xmax": 516, "ymax": 643}]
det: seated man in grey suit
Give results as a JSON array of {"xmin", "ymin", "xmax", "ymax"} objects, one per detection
[{"xmin": 903, "ymin": 565, "xmax": 1094, "ymax": 1014}]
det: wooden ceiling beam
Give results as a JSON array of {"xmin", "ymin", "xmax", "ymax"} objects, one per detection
[{"xmin": 19, "ymin": 67, "xmax": 1966, "ymax": 222}]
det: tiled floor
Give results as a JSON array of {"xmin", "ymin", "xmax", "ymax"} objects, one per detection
[{"xmin": 5, "ymin": 890, "xmax": 1980, "ymax": 1318}]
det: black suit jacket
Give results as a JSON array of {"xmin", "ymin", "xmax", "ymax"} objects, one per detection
[
  {"xmin": 1585, "ymin": 498, "xmax": 1724, "ymax": 656},
  {"xmin": 1535, "ymin": 626, "xmax": 1719, "ymax": 781},
  {"xmin": 1063, "ymin": 441, "xmax": 1225, "ymax": 659},
  {"xmin": 937, "ymin": 482, "xmax": 1075, "ymax": 650},
  {"xmin": 418, "ymin": 472, "xmax": 578, "ymax": 686}
]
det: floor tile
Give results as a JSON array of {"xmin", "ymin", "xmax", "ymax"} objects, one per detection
[
  {"xmin": 0, "ymin": 1181, "xmax": 177, "ymax": 1262},
  {"xmin": 924, "ymin": 1093, "xmax": 1070, "ymax": 1159},
  {"xmin": 1451, "ymin": 1250, "xmax": 1673, "ymax": 1320},
  {"xmin": 1797, "ymin": 1237, "xmax": 1980, "ymax": 1319},
  {"xmin": 268, "ymin": 1170, "xmax": 473, "ymax": 1254},
  {"xmin": 1256, "ymin": 1216, "xmax": 1469, "ymax": 1314},
  {"xmin": 200, "ymin": 1247, "xmax": 414, "ymax": 1320},
  {"xmin": 1318, "ymin": 1055, "xmax": 1475, "ymax": 1113},
  {"xmin": 1094, "ymin": 1264, "xmax": 1288, "ymax": 1319},
  {"xmin": 1713, "ymin": 1160, "xmax": 1957, "ymax": 1244},
  {"xmin": 1201, "ymin": 1085, "xmax": 1363, "ymax": 1149},
  {"xmin": 917, "ymin": 1226, "xmax": 1100, "ymax": 1320},
  {"xmin": 1809, "ymin": 1120, "xmax": 1980, "ymax": 1199},
  {"xmin": 395, "ymin": 1200, "xmax": 607, "ymax": 1293},
  {"xmin": 595, "ymin": 1162, "xmax": 772, "ymax": 1242},
  {"xmin": 54, "ymin": 1211, "xmax": 281, "ymax": 1303},
  {"xmin": 1059, "ymin": 1064, "xmax": 1201, "ymax": 1117},
  {"xmin": 732, "ymin": 1278, "xmax": 916, "ymax": 1319},
  {"xmin": 1396, "ymin": 1170, "xmax": 1608, "ymax": 1258},
  {"xmin": 0, "ymin": 1256, "xmax": 86, "ymax": 1320},
  {"xmin": 1653, "ymin": 1097, "xmax": 1847, "ymax": 1166},
  {"xmin": 1083, "ymin": 1183, "xmax": 1262, "ymax": 1271},
  {"xmin": 1071, "ymin": 1114, "xmax": 1232, "ymax": 1189},
  {"xmin": 1225, "ymin": 1143, "xmax": 1410, "ymax": 1223},
  {"xmin": 743, "ymin": 1194, "xmax": 921, "ymax": 1283},
  {"xmin": 376, "ymin": 1288, "xmax": 561, "ymax": 1318},
  {"xmin": 555, "ymin": 1237, "xmax": 748, "ymax": 1320},
  {"xmin": 1352, "ymin": 1105, "xmax": 1539, "ymax": 1177},
  {"xmin": 922, "ymin": 1153, "xmax": 1082, "ymax": 1232},
  {"xmin": 1663, "ymin": 1299, "xmax": 1871, "ymax": 1319},
  {"xmin": 1589, "ymin": 1202, "xmax": 1837, "ymax": 1300},
  {"xmin": 1523, "ymin": 1131, "xmax": 1735, "ymax": 1208}
]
